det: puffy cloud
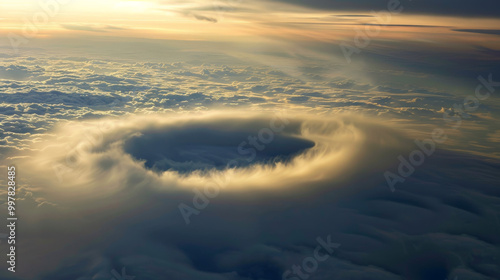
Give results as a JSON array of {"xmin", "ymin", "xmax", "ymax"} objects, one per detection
[{"xmin": 0, "ymin": 64, "xmax": 41, "ymax": 80}]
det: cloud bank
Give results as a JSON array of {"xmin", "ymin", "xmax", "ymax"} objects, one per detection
[{"xmin": 1, "ymin": 111, "xmax": 497, "ymax": 280}]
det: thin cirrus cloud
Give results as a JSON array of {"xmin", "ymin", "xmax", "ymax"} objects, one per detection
[
  {"xmin": 269, "ymin": 0, "xmax": 500, "ymax": 17},
  {"xmin": 452, "ymin": 29, "xmax": 500, "ymax": 36},
  {"xmin": 60, "ymin": 24, "xmax": 128, "ymax": 33},
  {"xmin": 192, "ymin": 14, "xmax": 218, "ymax": 23},
  {"xmin": 1, "ymin": 0, "xmax": 499, "ymax": 47}
]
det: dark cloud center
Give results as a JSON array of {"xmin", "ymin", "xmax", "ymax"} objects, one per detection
[{"xmin": 123, "ymin": 125, "xmax": 315, "ymax": 173}]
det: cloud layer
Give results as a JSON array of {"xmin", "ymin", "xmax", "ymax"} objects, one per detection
[
  {"xmin": 0, "ymin": 39, "xmax": 498, "ymax": 279},
  {"xmin": 0, "ymin": 111, "xmax": 497, "ymax": 280}
]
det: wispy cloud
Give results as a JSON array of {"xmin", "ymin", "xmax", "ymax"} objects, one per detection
[
  {"xmin": 192, "ymin": 14, "xmax": 218, "ymax": 23},
  {"xmin": 268, "ymin": 0, "xmax": 500, "ymax": 17},
  {"xmin": 60, "ymin": 24, "xmax": 128, "ymax": 33},
  {"xmin": 453, "ymin": 29, "xmax": 500, "ymax": 36}
]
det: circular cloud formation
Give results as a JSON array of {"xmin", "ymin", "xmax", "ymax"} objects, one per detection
[
  {"xmin": 22, "ymin": 111, "xmax": 411, "ymax": 198},
  {"xmin": 14, "ymin": 111, "xmax": 413, "ymax": 279}
]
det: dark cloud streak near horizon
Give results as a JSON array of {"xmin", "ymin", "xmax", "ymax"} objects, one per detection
[{"xmin": 274, "ymin": 0, "xmax": 500, "ymax": 17}]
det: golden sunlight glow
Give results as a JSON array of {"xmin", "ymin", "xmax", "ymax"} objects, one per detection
[{"xmin": 1, "ymin": 0, "xmax": 500, "ymax": 48}]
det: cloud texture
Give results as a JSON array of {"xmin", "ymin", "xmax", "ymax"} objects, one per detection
[{"xmin": 1, "ymin": 111, "xmax": 498, "ymax": 280}]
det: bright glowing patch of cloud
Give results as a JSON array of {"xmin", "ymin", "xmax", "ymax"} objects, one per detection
[{"xmin": 21, "ymin": 111, "xmax": 411, "ymax": 198}]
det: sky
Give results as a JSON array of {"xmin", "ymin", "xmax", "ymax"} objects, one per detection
[
  {"xmin": 0, "ymin": 0, "xmax": 500, "ymax": 280},
  {"xmin": 1, "ymin": 0, "xmax": 500, "ymax": 49}
]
